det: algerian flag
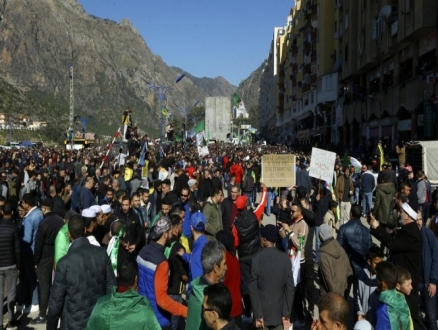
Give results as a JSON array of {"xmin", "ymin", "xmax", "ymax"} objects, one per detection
[{"xmin": 233, "ymin": 93, "xmax": 242, "ymax": 106}]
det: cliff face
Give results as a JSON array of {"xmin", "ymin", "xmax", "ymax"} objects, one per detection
[
  {"xmin": 172, "ymin": 67, "xmax": 236, "ymax": 97},
  {"xmin": 236, "ymin": 62, "xmax": 263, "ymax": 107},
  {"xmin": 0, "ymin": 0, "xmax": 215, "ymax": 133}
]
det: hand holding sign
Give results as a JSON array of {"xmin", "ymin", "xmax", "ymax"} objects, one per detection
[{"xmin": 309, "ymin": 148, "xmax": 336, "ymax": 184}]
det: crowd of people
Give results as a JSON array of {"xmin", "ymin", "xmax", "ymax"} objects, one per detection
[{"xmin": 0, "ymin": 132, "xmax": 436, "ymax": 330}]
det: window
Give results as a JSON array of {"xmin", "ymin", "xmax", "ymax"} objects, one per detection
[
  {"xmin": 311, "ymin": 92, "xmax": 315, "ymax": 104},
  {"xmin": 345, "ymin": 15, "xmax": 349, "ymax": 30},
  {"xmin": 326, "ymin": 75, "xmax": 333, "ymax": 91}
]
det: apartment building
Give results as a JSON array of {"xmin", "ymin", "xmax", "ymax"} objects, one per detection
[{"xmin": 261, "ymin": 0, "xmax": 438, "ymax": 147}]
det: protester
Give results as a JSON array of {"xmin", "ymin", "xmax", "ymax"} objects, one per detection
[
  {"xmin": 202, "ymin": 284, "xmax": 240, "ymax": 330},
  {"xmin": 186, "ymin": 240, "xmax": 227, "ymax": 330},
  {"xmin": 46, "ymin": 215, "xmax": 116, "ymax": 330},
  {"xmin": 87, "ymin": 258, "xmax": 161, "ymax": 330}
]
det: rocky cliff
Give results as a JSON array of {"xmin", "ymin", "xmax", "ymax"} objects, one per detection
[
  {"xmin": 236, "ymin": 62, "xmax": 263, "ymax": 108},
  {"xmin": 172, "ymin": 67, "xmax": 236, "ymax": 98},
  {"xmin": 0, "ymin": 0, "xmax": 232, "ymax": 134}
]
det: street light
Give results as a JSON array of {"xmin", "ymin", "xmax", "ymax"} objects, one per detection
[
  {"xmin": 178, "ymin": 100, "xmax": 200, "ymax": 142},
  {"xmin": 148, "ymin": 73, "xmax": 186, "ymax": 145}
]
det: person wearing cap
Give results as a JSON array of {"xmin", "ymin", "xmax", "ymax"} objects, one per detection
[
  {"xmin": 31, "ymin": 198, "xmax": 64, "ymax": 325},
  {"xmin": 369, "ymin": 202, "xmax": 423, "ymax": 315},
  {"xmin": 46, "ymin": 215, "xmax": 116, "ymax": 330},
  {"xmin": 117, "ymin": 196, "xmax": 143, "ymax": 255},
  {"xmin": 186, "ymin": 240, "xmax": 227, "ymax": 330},
  {"xmin": 248, "ymin": 224, "xmax": 294, "ymax": 330},
  {"xmin": 137, "ymin": 216, "xmax": 188, "ymax": 329},
  {"xmin": 179, "ymin": 212, "xmax": 208, "ymax": 282},
  {"xmin": 54, "ymin": 210, "xmax": 78, "ymax": 267},
  {"xmin": 318, "ymin": 223, "xmax": 353, "ymax": 298},
  {"xmin": 82, "ymin": 208, "xmax": 100, "ymax": 247}
]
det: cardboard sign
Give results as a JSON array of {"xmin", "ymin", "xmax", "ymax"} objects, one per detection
[
  {"xmin": 309, "ymin": 148, "xmax": 336, "ymax": 183},
  {"xmin": 198, "ymin": 146, "xmax": 210, "ymax": 157},
  {"xmin": 261, "ymin": 154, "xmax": 296, "ymax": 188}
]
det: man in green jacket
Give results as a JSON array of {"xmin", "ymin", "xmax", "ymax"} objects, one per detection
[
  {"xmin": 186, "ymin": 240, "xmax": 227, "ymax": 330},
  {"xmin": 202, "ymin": 188, "xmax": 223, "ymax": 239},
  {"xmin": 87, "ymin": 258, "xmax": 160, "ymax": 330},
  {"xmin": 54, "ymin": 210, "xmax": 78, "ymax": 268}
]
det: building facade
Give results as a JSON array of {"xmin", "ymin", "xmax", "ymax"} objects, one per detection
[{"xmin": 260, "ymin": 0, "xmax": 438, "ymax": 148}]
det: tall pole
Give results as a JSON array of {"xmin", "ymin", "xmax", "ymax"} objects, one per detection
[
  {"xmin": 69, "ymin": 64, "xmax": 74, "ymax": 150},
  {"xmin": 147, "ymin": 73, "xmax": 185, "ymax": 147}
]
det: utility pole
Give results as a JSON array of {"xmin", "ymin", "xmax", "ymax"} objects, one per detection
[{"xmin": 69, "ymin": 64, "xmax": 74, "ymax": 150}]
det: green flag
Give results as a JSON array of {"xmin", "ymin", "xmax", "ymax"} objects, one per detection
[{"xmin": 233, "ymin": 93, "xmax": 241, "ymax": 106}]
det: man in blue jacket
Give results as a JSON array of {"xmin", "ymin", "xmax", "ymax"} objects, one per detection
[
  {"xmin": 337, "ymin": 204, "xmax": 372, "ymax": 276},
  {"xmin": 416, "ymin": 211, "xmax": 438, "ymax": 330},
  {"xmin": 178, "ymin": 212, "xmax": 207, "ymax": 282}
]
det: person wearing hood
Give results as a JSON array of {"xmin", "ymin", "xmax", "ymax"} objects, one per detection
[
  {"xmin": 231, "ymin": 183, "xmax": 267, "ymax": 322},
  {"xmin": 318, "ymin": 224, "xmax": 353, "ymax": 298},
  {"xmin": 203, "ymin": 188, "xmax": 223, "ymax": 239},
  {"xmin": 87, "ymin": 258, "xmax": 160, "ymax": 330},
  {"xmin": 372, "ymin": 178, "xmax": 397, "ymax": 228}
]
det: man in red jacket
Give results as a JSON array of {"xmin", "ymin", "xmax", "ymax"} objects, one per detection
[{"xmin": 229, "ymin": 160, "xmax": 244, "ymax": 184}]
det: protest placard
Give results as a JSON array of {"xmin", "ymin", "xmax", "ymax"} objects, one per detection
[
  {"xmin": 261, "ymin": 154, "xmax": 296, "ymax": 187},
  {"xmin": 309, "ymin": 147, "xmax": 336, "ymax": 183},
  {"xmin": 198, "ymin": 146, "xmax": 210, "ymax": 157}
]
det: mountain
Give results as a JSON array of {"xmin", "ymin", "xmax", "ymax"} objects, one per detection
[
  {"xmin": 236, "ymin": 62, "xmax": 264, "ymax": 108},
  {"xmin": 235, "ymin": 62, "xmax": 264, "ymax": 128},
  {"xmin": 0, "ymin": 0, "xmax": 217, "ymax": 136},
  {"xmin": 172, "ymin": 67, "xmax": 236, "ymax": 98}
]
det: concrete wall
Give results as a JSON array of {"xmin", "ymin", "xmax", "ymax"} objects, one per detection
[{"xmin": 205, "ymin": 97, "xmax": 232, "ymax": 141}]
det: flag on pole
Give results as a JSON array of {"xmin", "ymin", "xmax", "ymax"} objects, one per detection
[
  {"xmin": 100, "ymin": 127, "xmax": 121, "ymax": 169},
  {"xmin": 138, "ymin": 143, "xmax": 146, "ymax": 166},
  {"xmin": 233, "ymin": 93, "xmax": 242, "ymax": 106}
]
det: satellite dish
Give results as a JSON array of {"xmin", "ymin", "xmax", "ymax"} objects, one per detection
[{"xmin": 379, "ymin": 5, "xmax": 392, "ymax": 19}]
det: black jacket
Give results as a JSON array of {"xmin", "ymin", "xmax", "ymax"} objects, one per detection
[
  {"xmin": 337, "ymin": 218, "xmax": 372, "ymax": 272},
  {"xmin": 116, "ymin": 209, "xmax": 143, "ymax": 254},
  {"xmin": 34, "ymin": 212, "xmax": 64, "ymax": 265},
  {"xmin": 52, "ymin": 195, "xmax": 67, "ymax": 219},
  {"xmin": 221, "ymin": 197, "xmax": 234, "ymax": 231},
  {"xmin": 173, "ymin": 173, "xmax": 189, "ymax": 196},
  {"xmin": 47, "ymin": 238, "xmax": 116, "ymax": 330},
  {"xmin": 234, "ymin": 210, "xmax": 260, "ymax": 259},
  {"xmin": 371, "ymin": 221, "xmax": 423, "ymax": 294},
  {"xmin": 241, "ymin": 172, "xmax": 254, "ymax": 194},
  {"xmin": 0, "ymin": 218, "xmax": 20, "ymax": 269},
  {"xmin": 167, "ymin": 236, "xmax": 188, "ymax": 295},
  {"xmin": 197, "ymin": 178, "xmax": 213, "ymax": 202}
]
